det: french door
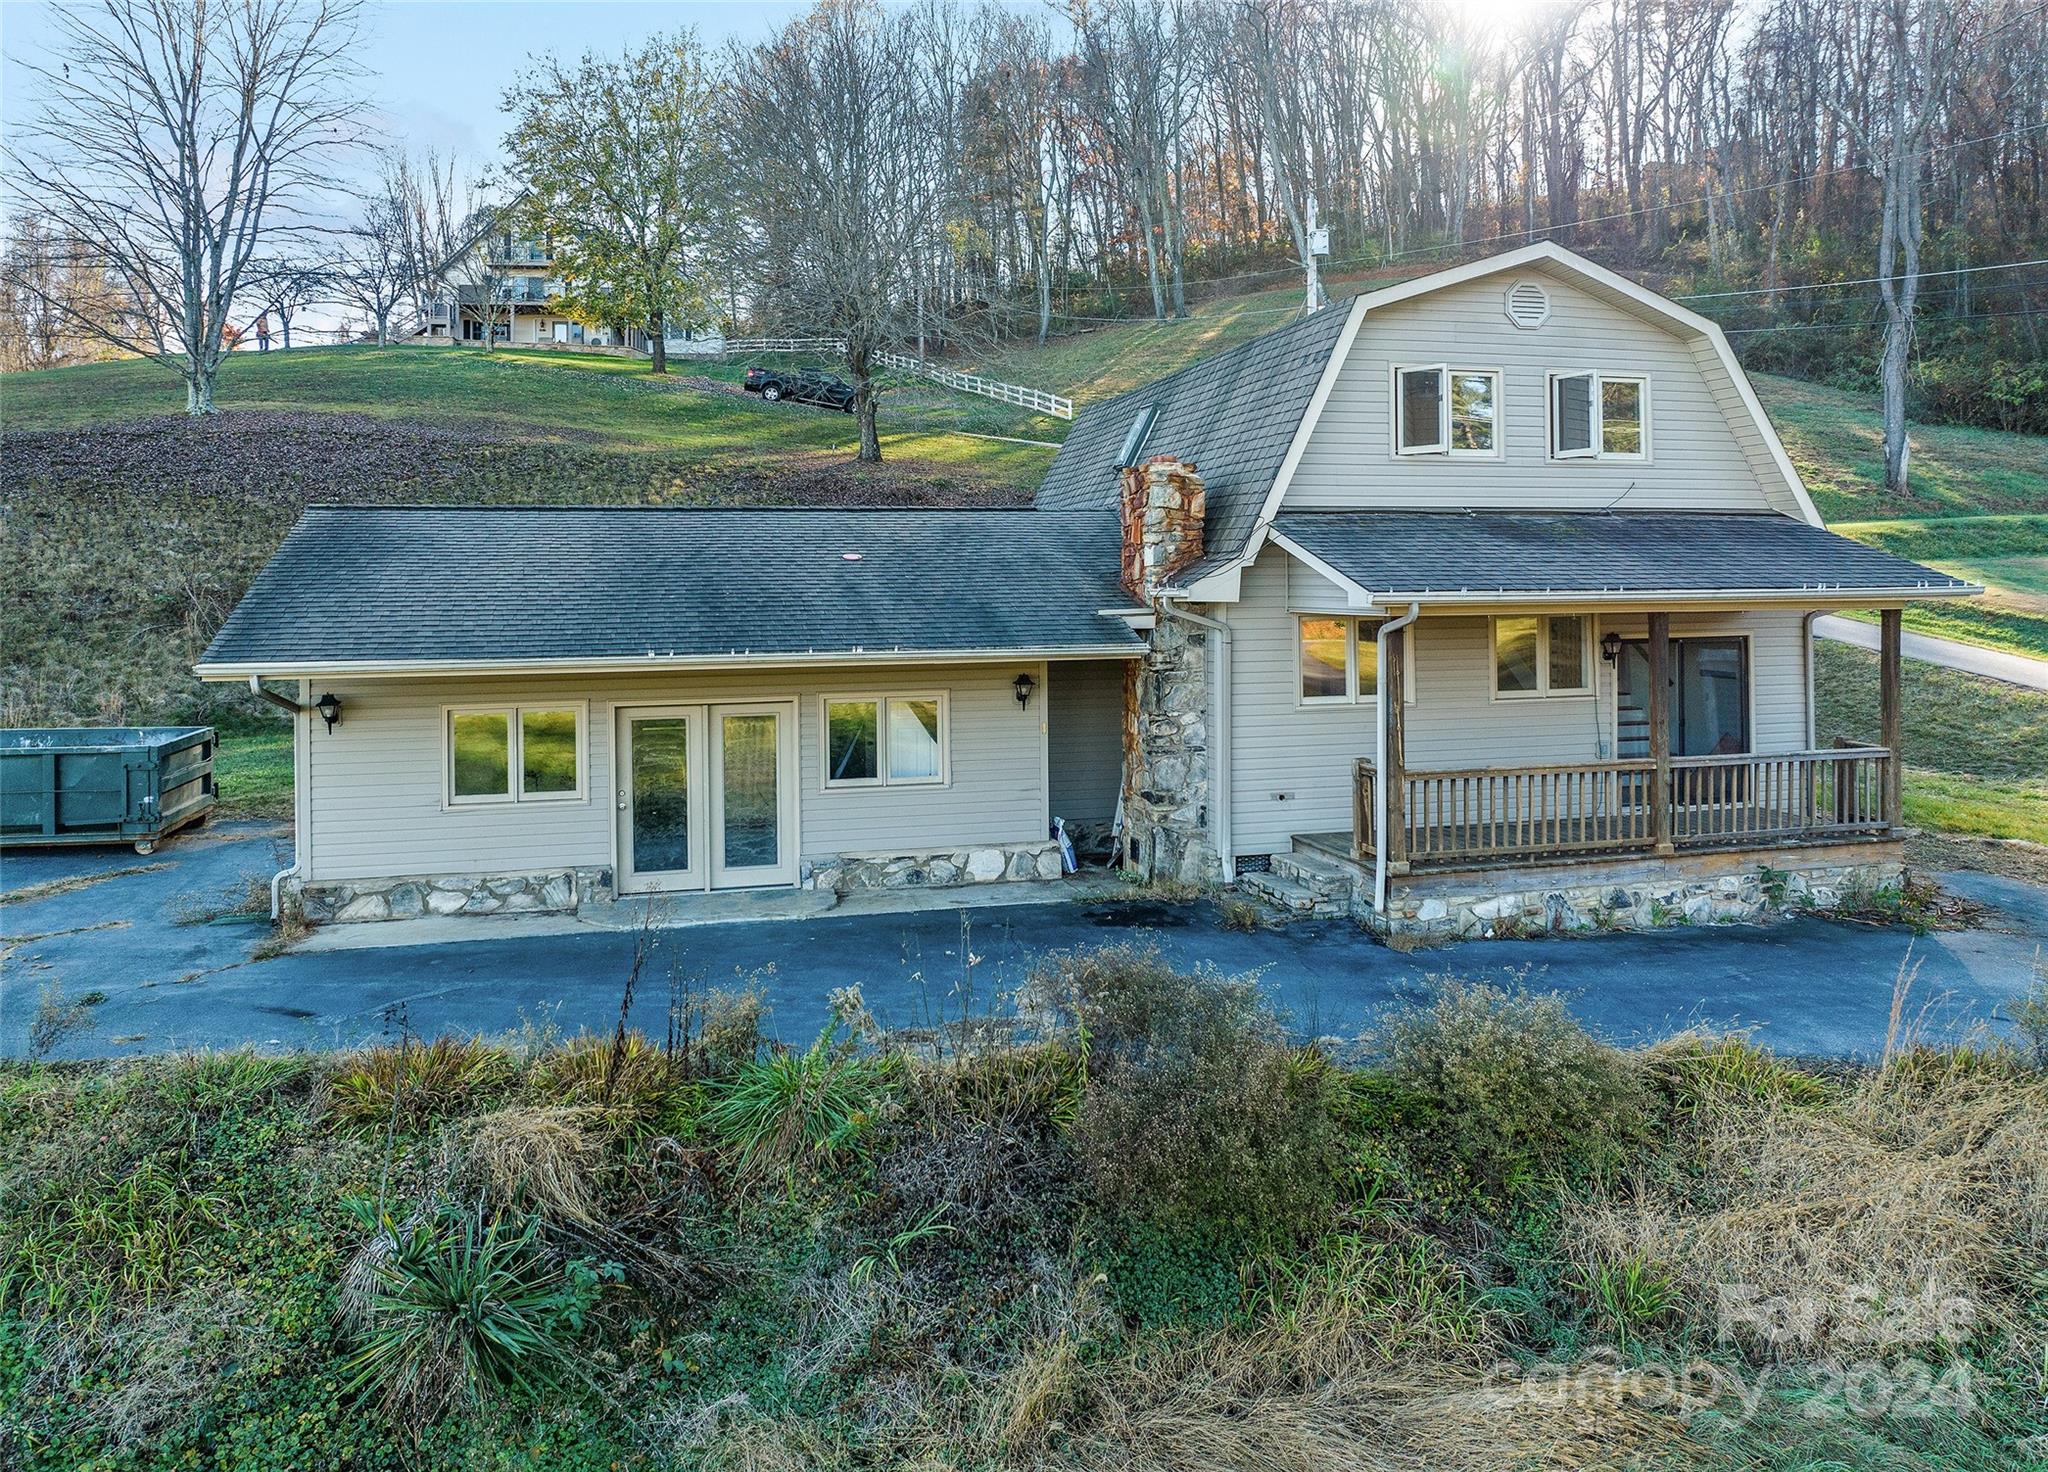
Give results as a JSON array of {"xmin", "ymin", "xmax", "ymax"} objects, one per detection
[{"xmin": 616, "ymin": 702, "xmax": 796, "ymax": 893}]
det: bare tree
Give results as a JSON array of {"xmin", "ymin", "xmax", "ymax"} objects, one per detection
[
  {"xmin": 728, "ymin": 0, "xmax": 955, "ymax": 462},
  {"xmin": 333, "ymin": 192, "xmax": 411, "ymax": 347},
  {"xmin": 0, "ymin": 214, "xmax": 122, "ymax": 371},
  {"xmin": 1834, "ymin": 0, "xmax": 1972, "ymax": 493},
  {"xmin": 385, "ymin": 150, "xmax": 484, "ymax": 320},
  {"xmin": 3, "ymin": 0, "xmax": 364, "ymax": 412}
]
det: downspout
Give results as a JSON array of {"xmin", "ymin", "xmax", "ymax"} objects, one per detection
[
  {"xmin": 1372, "ymin": 603, "xmax": 1421, "ymax": 916},
  {"xmin": 1801, "ymin": 611, "xmax": 1820, "ymax": 748},
  {"xmin": 1154, "ymin": 599, "xmax": 1233, "ymax": 876},
  {"xmin": 250, "ymin": 676, "xmax": 304, "ymax": 919}
]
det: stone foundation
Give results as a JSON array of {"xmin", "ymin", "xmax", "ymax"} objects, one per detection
[
  {"xmin": 1359, "ymin": 843, "xmax": 1905, "ymax": 940},
  {"xmin": 804, "ymin": 839, "xmax": 1065, "ymax": 896},
  {"xmin": 295, "ymin": 866, "xmax": 613, "ymax": 924}
]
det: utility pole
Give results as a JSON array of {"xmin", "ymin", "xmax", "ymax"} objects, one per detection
[{"xmin": 1305, "ymin": 196, "xmax": 1327, "ymax": 314}]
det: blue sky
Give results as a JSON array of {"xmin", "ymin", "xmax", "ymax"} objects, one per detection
[{"xmin": 2, "ymin": 0, "xmax": 814, "ymax": 170}]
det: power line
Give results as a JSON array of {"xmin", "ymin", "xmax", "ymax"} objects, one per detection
[
  {"xmin": 1721, "ymin": 306, "xmax": 2045, "ymax": 334},
  {"xmin": 1674, "ymin": 257, "xmax": 2048, "ymax": 301}
]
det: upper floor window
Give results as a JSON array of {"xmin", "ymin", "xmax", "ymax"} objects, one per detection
[
  {"xmin": 1392, "ymin": 366, "xmax": 1501, "ymax": 457},
  {"xmin": 1549, "ymin": 371, "xmax": 1648, "ymax": 461}
]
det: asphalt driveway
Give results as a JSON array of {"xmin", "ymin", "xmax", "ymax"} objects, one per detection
[{"xmin": 3, "ymin": 824, "xmax": 2043, "ymax": 1062}]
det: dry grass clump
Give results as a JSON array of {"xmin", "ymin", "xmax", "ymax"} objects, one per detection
[
  {"xmin": 532, "ymin": 1030, "xmax": 694, "ymax": 1136},
  {"xmin": 456, "ymin": 1104, "xmax": 608, "ymax": 1225},
  {"xmin": 1563, "ymin": 1057, "xmax": 2048, "ymax": 1357},
  {"xmin": 1038, "ymin": 1336, "xmax": 1706, "ymax": 1472}
]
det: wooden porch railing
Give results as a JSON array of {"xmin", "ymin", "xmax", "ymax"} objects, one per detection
[{"xmin": 1353, "ymin": 746, "xmax": 1894, "ymax": 867}]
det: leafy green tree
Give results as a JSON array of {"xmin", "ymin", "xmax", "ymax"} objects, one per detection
[{"xmin": 502, "ymin": 33, "xmax": 716, "ymax": 373}]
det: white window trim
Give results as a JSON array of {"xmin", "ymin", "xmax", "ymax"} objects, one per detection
[
  {"xmin": 1546, "ymin": 369, "xmax": 1651, "ymax": 463},
  {"xmin": 1391, "ymin": 365, "xmax": 1503, "ymax": 459},
  {"xmin": 1490, "ymin": 615, "xmax": 1594, "ymax": 701},
  {"xmin": 442, "ymin": 700, "xmax": 589, "ymax": 808},
  {"xmin": 820, "ymin": 692, "xmax": 951, "ymax": 791},
  {"xmin": 1295, "ymin": 616, "xmax": 1416, "ymax": 708}
]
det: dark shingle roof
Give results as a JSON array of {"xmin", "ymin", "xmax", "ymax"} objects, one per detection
[
  {"xmin": 199, "ymin": 507, "xmax": 1143, "ymax": 670},
  {"xmin": 1270, "ymin": 511, "xmax": 1980, "ymax": 599},
  {"xmin": 1034, "ymin": 306, "xmax": 1353, "ymax": 575}
]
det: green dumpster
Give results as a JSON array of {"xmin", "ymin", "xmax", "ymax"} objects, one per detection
[{"xmin": 0, "ymin": 727, "xmax": 217, "ymax": 854}]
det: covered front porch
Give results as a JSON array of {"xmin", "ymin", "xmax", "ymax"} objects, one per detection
[{"xmin": 1345, "ymin": 609, "xmax": 1907, "ymax": 875}]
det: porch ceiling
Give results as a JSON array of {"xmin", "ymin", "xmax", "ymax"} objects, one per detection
[{"xmin": 1269, "ymin": 510, "xmax": 1980, "ymax": 606}]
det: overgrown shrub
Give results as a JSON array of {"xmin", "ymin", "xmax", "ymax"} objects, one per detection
[
  {"xmin": 326, "ymin": 1036, "xmax": 516, "ymax": 1130},
  {"xmin": 339, "ymin": 1200, "xmax": 604, "ymax": 1419},
  {"xmin": 1372, "ymin": 979, "xmax": 1653, "ymax": 1203},
  {"xmin": 533, "ymin": 1031, "xmax": 701, "ymax": 1138},
  {"xmin": 702, "ymin": 1023, "xmax": 898, "ymax": 1173},
  {"xmin": 1028, "ymin": 946, "xmax": 1344, "ymax": 1245}
]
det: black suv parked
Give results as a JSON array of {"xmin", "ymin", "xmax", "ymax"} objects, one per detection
[{"xmin": 742, "ymin": 365, "xmax": 856, "ymax": 412}]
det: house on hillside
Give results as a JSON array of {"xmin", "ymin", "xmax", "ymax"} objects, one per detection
[
  {"xmin": 200, "ymin": 242, "xmax": 1978, "ymax": 938},
  {"xmin": 417, "ymin": 224, "xmax": 722, "ymax": 354}
]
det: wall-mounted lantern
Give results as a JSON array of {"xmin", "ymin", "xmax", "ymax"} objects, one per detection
[
  {"xmin": 1599, "ymin": 631, "xmax": 1623, "ymax": 664},
  {"xmin": 315, "ymin": 692, "xmax": 343, "ymax": 732},
  {"xmin": 1013, "ymin": 672, "xmax": 1037, "ymax": 710}
]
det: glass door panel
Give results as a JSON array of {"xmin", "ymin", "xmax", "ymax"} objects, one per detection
[
  {"xmin": 617, "ymin": 708, "xmax": 704, "ymax": 893},
  {"xmin": 710, "ymin": 704, "xmax": 797, "ymax": 888},
  {"xmin": 1616, "ymin": 637, "xmax": 1751, "ymax": 759}
]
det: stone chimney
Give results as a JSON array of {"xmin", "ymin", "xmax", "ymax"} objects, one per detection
[{"xmin": 1119, "ymin": 455, "xmax": 1206, "ymax": 600}]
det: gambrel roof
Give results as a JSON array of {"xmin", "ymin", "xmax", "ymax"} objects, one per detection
[{"xmin": 1038, "ymin": 242, "xmax": 1826, "ymax": 601}]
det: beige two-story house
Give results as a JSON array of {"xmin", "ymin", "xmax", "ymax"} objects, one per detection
[{"xmin": 201, "ymin": 243, "xmax": 1975, "ymax": 936}]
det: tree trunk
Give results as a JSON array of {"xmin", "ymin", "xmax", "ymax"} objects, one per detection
[
  {"xmin": 850, "ymin": 344, "xmax": 880, "ymax": 463},
  {"xmin": 650, "ymin": 307, "xmax": 667, "ymax": 374},
  {"xmin": 185, "ymin": 369, "xmax": 215, "ymax": 416}
]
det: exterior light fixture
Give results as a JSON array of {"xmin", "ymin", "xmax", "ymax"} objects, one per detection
[
  {"xmin": 315, "ymin": 692, "xmax": 343, "ymax": 732},
  {"xmin": 1013, "ymin": 672, "xmax": 1037, "ymax": 709},
  {"xmin": 1600, "ymin": 631, "xmax": 1623, "ymax": 664}
]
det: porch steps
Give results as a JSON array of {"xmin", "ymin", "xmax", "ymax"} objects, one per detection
[{"xmin": 1237, "ymin": 849, "xmax": 1357, "ymax": 918}]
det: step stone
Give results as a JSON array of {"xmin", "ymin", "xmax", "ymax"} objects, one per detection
[
  {"xmin": 1270, "ymin": 849, "xmax": 1357, "ymax": 897},
  {"xmin": 1237, "ymin": 867, "xmax": 1350, "ymax": 919}
]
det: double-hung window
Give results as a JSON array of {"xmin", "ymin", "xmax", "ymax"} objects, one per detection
[
  {"xmin": 823, "ymin": 694, "xmax": 948, "ymax": 788},
  {"xmin": 1393, "ymin": 366, "xmax": 1501, "ymax": 456},
  {"xmin": 446, "ymin": 703, "xmax": 586, "ymax": 805},
  {"xmin": 1299, "ymin": 616, "xmax": 1393, "ymax": 703},
  {"xmin": 1549, "ymin": 371, "xmax": 1648, "ymax": 460},
  {"xmin": 1492, "ymin": 616, "xmax": 1591, "ymax": 698}
]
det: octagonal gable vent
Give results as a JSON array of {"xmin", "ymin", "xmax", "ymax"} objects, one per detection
[{"xmin": 1504, "ymin": 279, "xmax": 1550, "ymax": 329}]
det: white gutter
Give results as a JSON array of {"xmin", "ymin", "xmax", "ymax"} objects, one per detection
[
  {"xmin": 195, "ymin": 643, "xmax": 1145, "ymax": 682},
  {"xmin": 1155, "ymin": 600, "xmax": 1233, "ymax": 873},
  {"xmin": 1372, "ymin": 603, "xmax": 1421, "ymax": 916},
  {"xmin": 1331, "ymin": 584, "xmax": 1979, "ymax": 609},
  {"xmin": 270, "ymin": 861, "xmax": 299, "ymax": 922}
]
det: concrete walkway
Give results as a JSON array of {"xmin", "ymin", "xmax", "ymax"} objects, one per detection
[
  {"xmin": 1815, "ymin": 613, "xmax": 2048, "ymax": 691},
  {"xmin": 3, "ymin": 826, "xmax": 2043, "ymax": 1063}
]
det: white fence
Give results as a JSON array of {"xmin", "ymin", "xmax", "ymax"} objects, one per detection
[
  {"xmin": 708, "ymin": 337, "xmax": 1073, "ymax": 420},
  {"xmin": 875, "ymin": 350, "xmax": 1073, "ymax": 419}
]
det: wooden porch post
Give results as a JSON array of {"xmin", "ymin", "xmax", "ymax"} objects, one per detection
[
  {"xmin": 1648, "ymin": 612, "xmax": 1674, "ymax": 855},
  {"xmin": 1880, "ymin": 607, "xmax": 1903, "ymax": 830},
  {"xmin": 1383, "ymin": 623, "xmax": 1409, "ymax": 873}
]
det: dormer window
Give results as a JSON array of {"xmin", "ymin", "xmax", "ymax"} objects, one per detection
[
  {"xmin": 1392, "ymin": 366, "xmax": 1500, "ymax": 457},
  {"xmin": 1549, "ymin": 371, "xmax": 1649, "ymax": 460}
]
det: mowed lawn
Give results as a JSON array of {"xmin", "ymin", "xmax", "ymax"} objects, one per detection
[
  {"xmin": 0, "ymin": 343, "xmax": 1054, "ymax": 482},
  {"xmin": 1815, "ymin": 641, "xmax": 2048, "ymax": 844}
]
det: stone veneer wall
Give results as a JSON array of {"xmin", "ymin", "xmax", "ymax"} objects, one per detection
[
  {"xmin": 295, "ymin": 866, "xmax": 612, "ymax": 924},
  {"xmin": 805, "ymin": 839, "xmax": 1064, "ymax": 895},
  {"xmin": 1123, "ymin": 614, "xmax": 1222, "ymax": 885},
  {"xmin": 1364, "ymin": 850, "xmax": 1905, "ymax": 940}
]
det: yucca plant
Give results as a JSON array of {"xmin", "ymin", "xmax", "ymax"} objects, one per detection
[
  {"xmin": 701, "ymin": 1023, "xmax": 897, "ymax": 1172},
  {"xmin": 342, "ymin": 1199, "xmax": 589, "ymax": 1418}
]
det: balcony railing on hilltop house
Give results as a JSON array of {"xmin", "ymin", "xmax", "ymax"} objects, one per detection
[{"xmin": 1347, "ymin": 610, "xmax": 1906, "ymax": 872}]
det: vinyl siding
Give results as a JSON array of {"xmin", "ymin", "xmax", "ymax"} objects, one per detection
[
  {"xmin": 1048, "ymin": 659, "xmax": 1128, "ymax": 825},
  {"xmin": 1283, "ymin": 266, "xmax": 1805, "ymax": 517},
  {"xmin": 1226, "ymin": 548, "xmax": 1813, "ymax": 859},
  {"xmin": 300, "ymin": 662, "xmax": 1051, "ymax": 884}
]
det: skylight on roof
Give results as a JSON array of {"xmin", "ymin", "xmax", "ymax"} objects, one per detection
[{"xmin": 1116, "ymin": 404, "xmax": 1160, "ymax": 468}]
